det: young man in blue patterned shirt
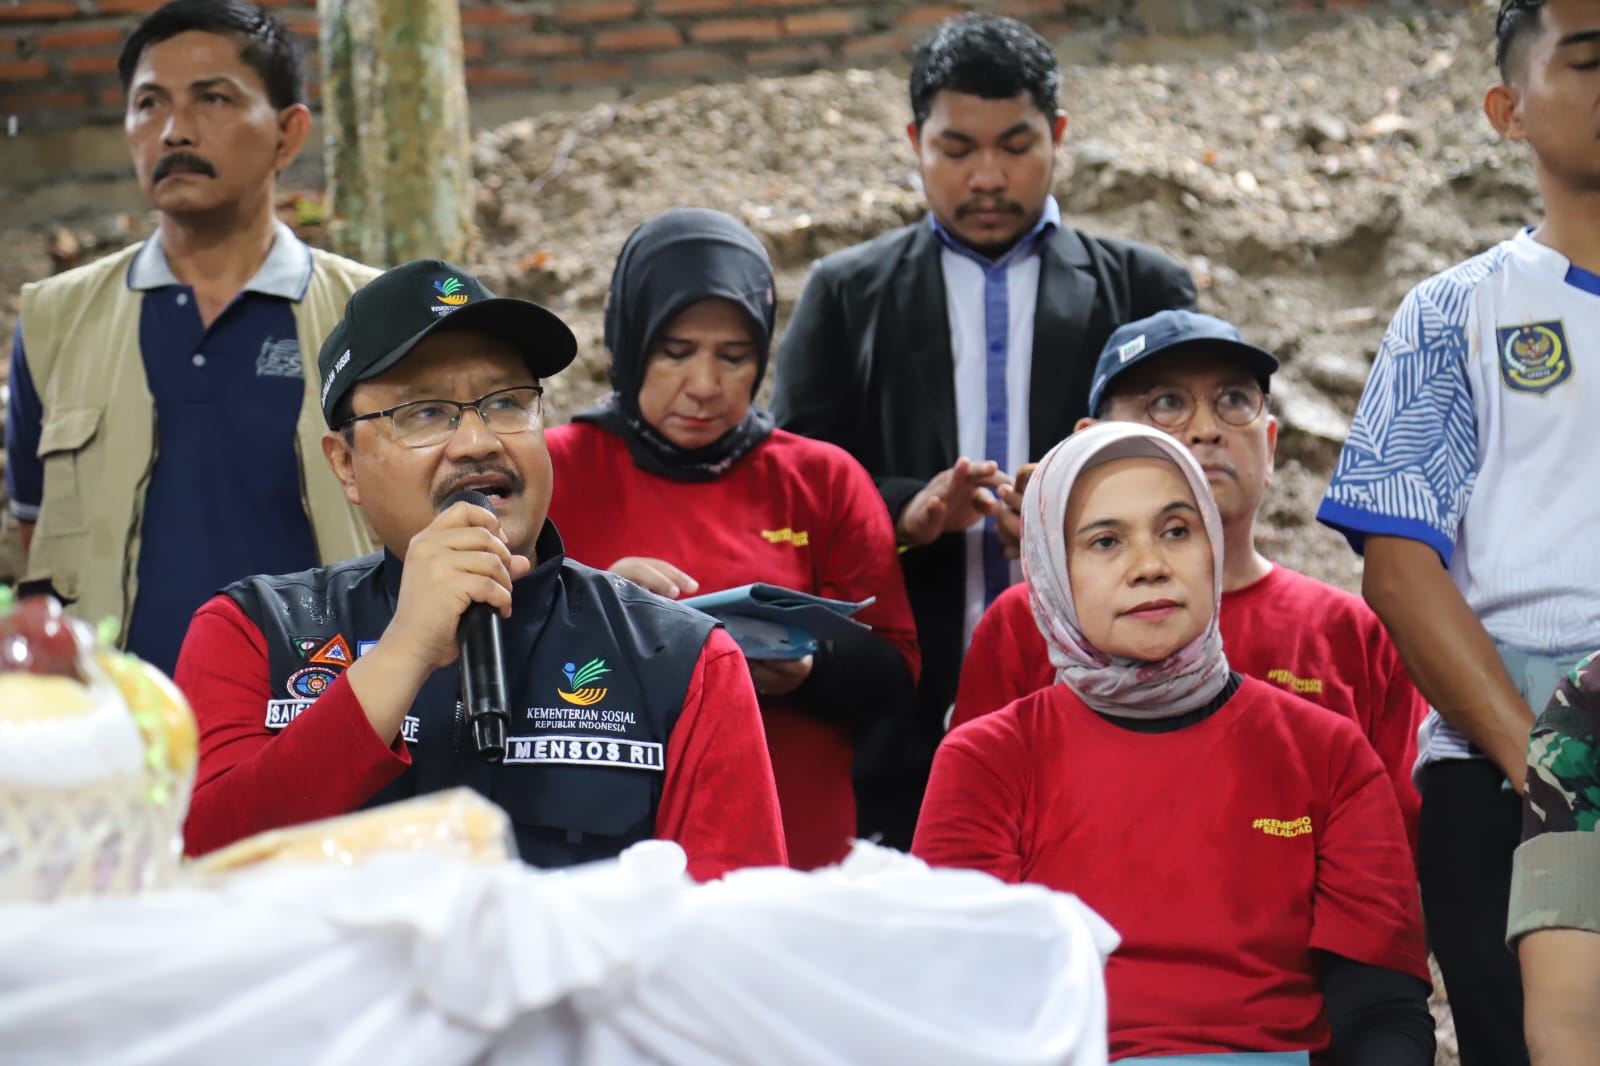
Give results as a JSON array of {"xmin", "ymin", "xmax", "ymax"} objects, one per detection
[{"xmin": 1318, "ymin": 2, "xmax": 1600, "ymax": 1062}]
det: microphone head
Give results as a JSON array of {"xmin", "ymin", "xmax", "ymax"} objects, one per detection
[
  {"xmin": 441, "ymin": 487, "xmax": 496, "ymax": 517},
  {"xmin": 472, "ymin": 713, "xmax": 506, "ymax": 763}
]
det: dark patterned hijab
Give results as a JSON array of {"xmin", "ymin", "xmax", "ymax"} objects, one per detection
[{"xmin": 572, "ymin": 209, "xmax": 777, "ymax": 481}]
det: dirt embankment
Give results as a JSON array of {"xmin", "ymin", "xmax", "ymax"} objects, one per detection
[
  {"xmin": 1, "ymin": 13, "xmax": 1535, "ymax": 605},
  {"xmin": 461, "ymin": 9, "xmax": 1536, "ymax": 596}
]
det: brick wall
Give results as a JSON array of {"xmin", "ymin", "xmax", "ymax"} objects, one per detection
[{"xmin": 0, "ymin": 0, "xmax": 1450, "ymax": 128}]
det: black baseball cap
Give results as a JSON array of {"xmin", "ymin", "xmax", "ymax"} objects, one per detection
[
  {"xmin": 1087, "ymin": 309, "xmax": 1280, "ymax": 417},
  {"xmin": 318, "ymin": 259, "xmax": 577, "ymax": 427}
]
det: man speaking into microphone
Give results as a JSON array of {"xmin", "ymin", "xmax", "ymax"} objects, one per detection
[{"xmin": 175, "ymin": 260, "xmax": 788, "ymax": 878}]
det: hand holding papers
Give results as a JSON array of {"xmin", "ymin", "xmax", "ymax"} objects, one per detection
[{"xmin": 680, "ymin": 584, "xmax": 875, "ymax": 660}]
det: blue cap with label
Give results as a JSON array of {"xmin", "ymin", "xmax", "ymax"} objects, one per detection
[{"xmin": 1088, "ymin": 309, "xmax": 1280, "ymax": 417}]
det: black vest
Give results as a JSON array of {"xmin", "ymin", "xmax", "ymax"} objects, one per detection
[{"xmin": 224, "ymin": 523, "xmax": 717, "ymax": 868}]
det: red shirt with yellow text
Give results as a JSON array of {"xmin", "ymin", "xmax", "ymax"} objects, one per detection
[
  {"xmin": 915, "ymin": 677, "xmax": 1428, "ymax": 1061},
  {"xmin": 546, "ymin": 423, "xmax": 919, "ymax": 869},
  {"xmin": 951, "ymin": 565, "xmax": 1424, "ymax": 855}
]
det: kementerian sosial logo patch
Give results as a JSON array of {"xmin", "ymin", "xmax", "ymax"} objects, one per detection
[
  {"xmin": 558, "ymin": 658, "xmax": 611, "ymax": 707},
  {"xmin": 433, "ymin": 276, "xmax": 470, "ymax": 307},
  {"xmin": 1496, "ymin": 321, "xmax": 1572, "ymax": 394}
]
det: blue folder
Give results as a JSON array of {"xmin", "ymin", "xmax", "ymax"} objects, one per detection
[{"xmin": 680, "ymin": 583, "xmax": 875, "ymax": 660}]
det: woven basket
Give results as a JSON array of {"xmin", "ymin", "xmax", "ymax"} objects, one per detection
[{"xmin": 0, "ymin": 773, "xmax": 189, "ymax": 902}]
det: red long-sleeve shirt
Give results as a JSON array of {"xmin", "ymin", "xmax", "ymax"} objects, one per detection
[
  {"xmin": 547, "ymin": 424, "xmax": 920, "ymax": 869},
  {"xmin": 178, "ymin": 595, "xmax": 787, "ymax": 881}
]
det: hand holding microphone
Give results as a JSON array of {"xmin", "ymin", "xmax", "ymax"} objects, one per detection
[
  {"xmin": 347, "ymin": 490, "xmax": 530, "ymax": 756},
  {"xmin": 442, "ymin": 489, "xmax": 511, "ymax": 762}
]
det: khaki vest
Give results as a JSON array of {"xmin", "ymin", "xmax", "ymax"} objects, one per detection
[{"xmin": 17, "ymin": 241, "xmax": 381, "ymax": 635}]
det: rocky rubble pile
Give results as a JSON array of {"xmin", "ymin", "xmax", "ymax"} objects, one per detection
[
  {"xmin": 463, "ymin": 9, "xmax": 1531, "ymax": 597},
  {"xmin": 1, "ymin": 10, "xmax": 1536, "ymax": 601}
]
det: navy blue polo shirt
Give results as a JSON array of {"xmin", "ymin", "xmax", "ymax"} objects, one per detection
[{"xmin": 7, "ymin": 222, "xmax": 322, "ymax": 676}]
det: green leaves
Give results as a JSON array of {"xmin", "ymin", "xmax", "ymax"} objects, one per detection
[{"xmin": 570, "ymin": 658, "xmax": 611, "ymax": 689}]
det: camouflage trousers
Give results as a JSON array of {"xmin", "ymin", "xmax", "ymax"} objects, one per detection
[{"xmin": 1506, "ymin": 646, "xmax": 1600, "ymax": 945}]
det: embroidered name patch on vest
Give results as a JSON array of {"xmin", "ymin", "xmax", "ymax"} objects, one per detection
[
  {"xmin": 1496, "ymin": 321, "xmax": 1573, "ymax": 394},
  {"xmin": 266, "ymin": 697, "xmax": 419, "ymax": 742},
  {"xmin": 503, "ymin": 734, "xmax": 665, "ymax": 771},
  {"xmin": 266, "ymin": 698, "xmax": 312, "ymax": 729}
]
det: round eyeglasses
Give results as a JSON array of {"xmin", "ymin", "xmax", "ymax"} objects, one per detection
[
  {"xmin": 1139, "ymin": 384, "xmax": 1267, "ymax": 429},
  {"xmin": 342, "ymin": 385, "xmax": 545, "ymax": 448}
]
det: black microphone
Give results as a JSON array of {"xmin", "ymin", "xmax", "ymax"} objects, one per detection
[{"xmin": 441, "ymin": 488, "xmax": 509, "ymax": 762}]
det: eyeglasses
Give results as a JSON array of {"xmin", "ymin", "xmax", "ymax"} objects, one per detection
[
  {"xmin": 1137, "ymin": 384, "xmax": 1267, "ymax": 429},
  {"xmin": 343, "ymin": 386, "xmax": 545, "ymax": 448}
]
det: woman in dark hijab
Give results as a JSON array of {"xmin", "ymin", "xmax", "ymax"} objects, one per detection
[{"xmin": 546, "ymin": 208, "xmax": 920, "ymax": 870}]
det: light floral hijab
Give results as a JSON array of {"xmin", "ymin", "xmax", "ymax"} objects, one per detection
[{"xmin": 1019, "ymin": 422, "xmax": 1231, "ymax": 719}]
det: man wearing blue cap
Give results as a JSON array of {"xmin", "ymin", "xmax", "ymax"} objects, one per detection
[{"xmin": 950, "ymin": 309, "xmax": 1427, "ymax": 854}]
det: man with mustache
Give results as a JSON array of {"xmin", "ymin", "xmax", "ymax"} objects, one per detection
[
  {"xmin": 949, "ymin": 310, "xmax": 1427, "ymax": 854},
  {"xmin": 770, "ymin": 13, "xmax": 1196, "ymax": 849},
  {"xmin": 176, "ymin": 260, "xmax": 788, "ymax": 877},
  {"xmin": 6, "ymin": 0, "xmax": 378, "ymax": 676}
]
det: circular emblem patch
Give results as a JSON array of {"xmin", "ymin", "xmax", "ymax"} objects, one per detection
[{"xmin": 287, "ymin": 666, "xmax": 336, "ymax": 699}]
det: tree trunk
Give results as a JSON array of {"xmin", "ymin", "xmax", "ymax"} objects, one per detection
[{"xmin": 319, "ymin": 0, "xmax": 475, "ymax": 267}]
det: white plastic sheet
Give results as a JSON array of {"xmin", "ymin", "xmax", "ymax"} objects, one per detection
[{"xmin": 0, "ymin": 841, "xmax": 1117, "ymax": 1066}]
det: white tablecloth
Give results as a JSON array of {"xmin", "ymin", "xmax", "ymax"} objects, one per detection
[{"xmin": 0, "ymin": 841, "xmax": 1117, "ymax": 1065}]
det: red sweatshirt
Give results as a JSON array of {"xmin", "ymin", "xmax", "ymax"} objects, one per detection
[
  {"xmin": 179, "ymin": 596, "xmax": 787, "ymax": 881},
  {"xmin": 952, "ymin": 564, "xmax": 1424, "ymax": 854},
  {"xmin": 915, "ymin": 678, "xmax": 1428, "ymax": 1061},
  {"xmin": 547, "ymin": 423, "xmax": 920, "ymax": 869}
]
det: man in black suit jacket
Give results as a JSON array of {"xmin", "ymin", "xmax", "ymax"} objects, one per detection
[{"xmin": 770, "ymin": 13, "xmax": 1196, "ymax": 849}]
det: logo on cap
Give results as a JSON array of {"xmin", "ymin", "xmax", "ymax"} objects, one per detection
[
  {"xmin": 433, "ymin": 276, "xmax": 470, "ymax": 307},
  {"xmin": 1117, "ymin": 335, "xmax": 1147, "ymax": 364}
]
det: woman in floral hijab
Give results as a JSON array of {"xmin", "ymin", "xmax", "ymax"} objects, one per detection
[{"xmin": 914, "ymin": 422, "xmax": 1432, "ymax": 1064}]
